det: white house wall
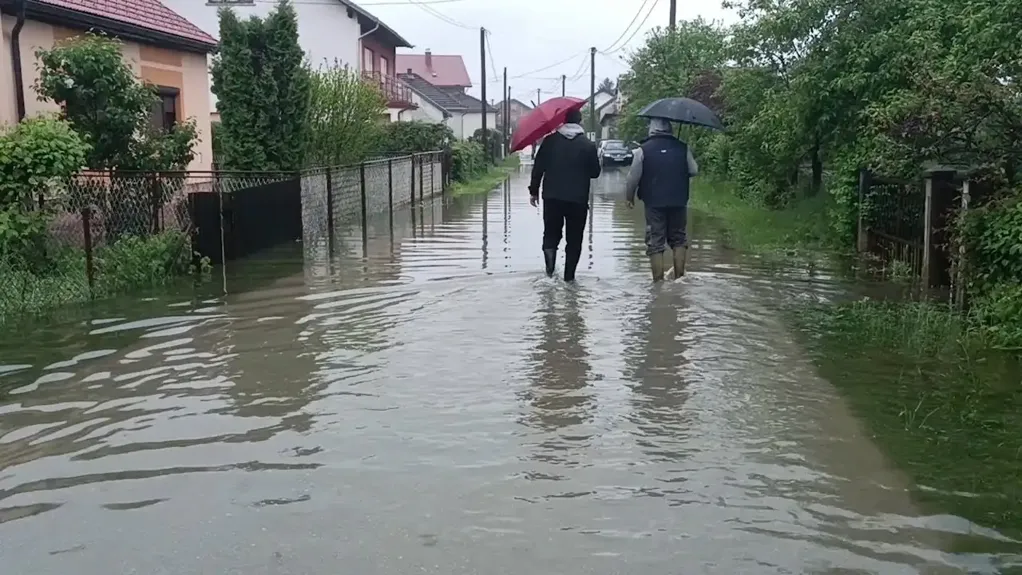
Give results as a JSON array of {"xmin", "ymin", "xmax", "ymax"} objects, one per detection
[
  {"xmin": 396, "ymin": 92, "xmax": 445, "ymax": 123},
  {"xmin": 593, "ymin": 92, "xmax": 613, "ymax": 110},
  {"xmin": 161, "ymin": 0, "xmax": 361, "ymax": 112},
  {"xmin": 460, "ymin": 112, "xmax": 496, "ymax": 140}
]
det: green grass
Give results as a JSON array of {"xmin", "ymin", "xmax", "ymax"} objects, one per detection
[
  {"xmin": 796, "ymin": 300, "xmax": 1022, "ymax": 543},
  {"xmin": 694, "ymin": 177, "xmax": 1022, "ymax": 542},
  {"xmin": 688, "ymin": 178, "xmax": 837, "ymax": 255},
  {"xmin": 450, "ymin": 155, "xmax": 520, "ymax": 197}
]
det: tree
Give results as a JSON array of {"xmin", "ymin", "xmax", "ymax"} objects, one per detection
[
  {"xmin": 211, "ymin": 0, "xmax": 310, "ymax": 171},
  {"xmin": 34, "ymin": 33, "xmax": 198, "ymax": 173},
  {"xmin": 306, "ymin": 62, "xmax": 386, "ymax": 166},
  {"xmin": 35, "ymin": 33, "xmax": 198, "ymax": 239},
  {"xmin": 35, "ymin": 34, "xmax": 154, "ymax": 170},
  {"xmin": 598, "ymin": 77, "xmax": 616, "ymax": 94}
]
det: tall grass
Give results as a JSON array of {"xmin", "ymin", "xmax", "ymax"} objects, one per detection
[
  {"xmin": 797, "ymin": 299, "xmax": 967, "ymax": 357},
  {"xmin": 688, "ymin": 178, "xmax": 837, "ymax": 254}
]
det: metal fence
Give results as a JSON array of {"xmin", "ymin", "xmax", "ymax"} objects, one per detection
[
  {"xmin": 857, "ymin": 170, "xmax": 927, "ymax": 277},
  {"xmin": 0, "ymin": 151, "xmax": 448, "ymax": 324},
  {"xmin": 300, "ymin": 151, "xmax": 447, "ymax": 257},
  {"xmin": 1, "ymin": 171, "xmax": 290, "ymax": 322}
]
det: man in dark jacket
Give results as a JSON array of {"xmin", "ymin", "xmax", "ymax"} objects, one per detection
[
  {"xmin": 624, "ymin": 117, "xmax": 699, "ymax": 281},
  {"xmin": 529, "ymin": 108, "xmax": 602, "ymax": 282}
]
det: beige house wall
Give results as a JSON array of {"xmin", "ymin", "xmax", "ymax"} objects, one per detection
[{"xmin": 0, "ymin": 14, "xmax": 212, "ymax": 171}]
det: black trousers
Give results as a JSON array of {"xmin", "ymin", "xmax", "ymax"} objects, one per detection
[{"xmin": 542, "ymin": 198, "xmax": 588, "ymax": 256}]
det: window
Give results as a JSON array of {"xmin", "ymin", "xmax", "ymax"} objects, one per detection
[
  {"xmin": 363, "ymin": 47, "xmax": 374, "ymax": 73},
  {"xmin": 150, "ymin": 86, "xmax": 179, "ymax": 132},
  {"xmin": 379, "ymin": 55, "xmax": 389, "ymax": 77}
]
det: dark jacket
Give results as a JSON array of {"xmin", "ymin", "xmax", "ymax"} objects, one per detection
[
  {"xmin": 635, "ymin": 134, "xmax": 690, "ymax": 208},
  {"xmin": 528, "ymin": 124, "xmax": 601, "ymax": 205}
]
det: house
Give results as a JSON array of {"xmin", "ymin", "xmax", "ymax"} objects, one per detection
[
  {"xmin": 399, "ymin": 72, "xmax": 496, "ymax": 140},
  {"xmin": 396, "ymin": 49, "xmax": 471, "ymax": 89},
  {"xmin": 1, "ymin": 0, "xmax": 217, "ymax": 170},
  {"xmin": 160, "ymin": 0, "xmax": 416, "ymax": 120},
  {"xmin": 496, "ymin": 98, "xmax": 532, "ymax": 133},
  {"xmin": 597, "ymin": 91, "xmax": 626, "ymax": 140},
  {"xmin": 586, "ymin": 87, "xmax": 615, "ymax": 114},
  {"xmin": 599, "ymin": 96, "xmax": 620, "ymax": 140}
]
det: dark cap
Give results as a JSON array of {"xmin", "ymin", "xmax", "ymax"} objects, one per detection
[{"xmin": 565, "ymin": 109, "xmax": 583, "ymax": 124}]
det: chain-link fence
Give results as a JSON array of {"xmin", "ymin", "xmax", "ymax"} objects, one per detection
[
  {"xmin": 1, "ymin": 171, "xmax": 294, "ymax": 324},
  {"xmin": 2, "ymin": 151, "xmax": 448, "ymax": 324},
  {"xmin": 299, "ymin": 150, "xmax": 448, "ymax": 261}
]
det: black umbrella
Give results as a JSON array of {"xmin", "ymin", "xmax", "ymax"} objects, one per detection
[{"xmin": 637, "ymin": 97, "xmax": 724, "ymax": 131}]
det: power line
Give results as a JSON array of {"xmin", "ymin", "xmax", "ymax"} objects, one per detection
[
  {"xmin": 567, "ymin": 52, "xmax": 589, "ymax": 81},
  {"xmin": 485, "ymin": 29, "xmax": 499, "ymax": 84},
  {"xmin": 604, "ymin": 0, "xmax": 661, "ymax": 54},
  {"xmin": 406, "ymin": 0, "xmax": 474, "ymax": 29},
  {"xmin": 511, "ymin": 50, "xmax": 587, "ymax": 79},
  {"xmin": 601, "ymin": 0, "xmax": 652, "ymax": 53}
]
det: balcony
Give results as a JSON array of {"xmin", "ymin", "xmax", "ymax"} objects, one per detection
[{"xmin": 362, "ymin": 71, "xmax": 416, "ymax": 109}]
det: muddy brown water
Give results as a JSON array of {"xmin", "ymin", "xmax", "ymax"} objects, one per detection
[{"xmin": 0, "ymin": 170, "xmax": 1018, "ymax": 574}]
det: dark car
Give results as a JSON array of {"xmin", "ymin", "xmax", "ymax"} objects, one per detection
[{"xmin": 599, "ymin": 140, "xmax": 633, "ymax": 167}]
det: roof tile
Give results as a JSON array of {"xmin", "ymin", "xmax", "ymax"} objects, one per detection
[
  {"xmin": 38, "ymin": 0, "xmax": 217, "ymax": 46},
  {"xmin": 396, "ymin": 53, "xmax": 471, "ymax": 87}
]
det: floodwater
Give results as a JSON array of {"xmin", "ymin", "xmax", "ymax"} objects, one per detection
[{"xmin": 0, "ymin": 170, "xmax": 1018, "ymax": 574}]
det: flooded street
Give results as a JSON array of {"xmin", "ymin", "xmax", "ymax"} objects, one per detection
[{"xmin": 0, "ymin": 170, "xmax": 1015, "ymax": 573}]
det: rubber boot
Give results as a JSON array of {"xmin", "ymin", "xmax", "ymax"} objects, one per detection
[
  {"xmin": 543, "ymin": 249, "xmax": 556, "ymax": 277},
  {"xmin": 649, "ymin": 252, "xmax": 666, "ymax": 282},
  {"xmin": 563, "ymin": 250, "xmax": 581, "ymax": 282},
  {"xmin": 672, "ymin": 246, "xmax": 688, "ymax": 279}
]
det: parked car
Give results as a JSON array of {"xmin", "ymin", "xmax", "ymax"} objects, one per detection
[{"xmin": 599, "ymin": 139, "xmax": 633, "ymax": 167}]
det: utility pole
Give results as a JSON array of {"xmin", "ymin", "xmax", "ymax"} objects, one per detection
[
  {"xmin": 506, "ymin": 84, "xmax": 511, "ymax": 150},
  {"xmin": 502, "ymin": 66, "xmax": 507, "ymax": 158},
  {"xmin": 537, "ymin": 88, "xmax": 541, "ymax": 106},
  {"xmin": 589, "ymin": 47, "xmax": 596, "ymax": 143},
  {"xmin": 669, "ymin": 0, "xmax": 676, "ymax": 29},
  {"xmin": 561, "ymin": 74, "xmax": 566, "ymax": 97},
  {"xmin": 480, "ymin": 27, "xmax": 488, "ymax": 163}
]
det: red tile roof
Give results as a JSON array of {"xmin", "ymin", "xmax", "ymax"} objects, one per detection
[
  {"xmin": 396, "ymin": 53, "xmax": 471, "ymax": 88},
  {"xmin": 38, "ymin": 0, "xmax": 217, "ymax": 47}
]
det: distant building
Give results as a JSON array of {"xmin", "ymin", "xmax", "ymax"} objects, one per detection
[
  {"xmin": 399, "ymin": 72, "xmax": 496, "ymax": 139},
  {"xmin": 496, "ymin": 98, "xmax": 532, "ymax": 133},
  {"xmin": 161, "ymin": 0, "xmax": 417, "ymax": 119},
  {"xmin": 396, "ymin": 50, "xmax": 471, "ymax": 89}
]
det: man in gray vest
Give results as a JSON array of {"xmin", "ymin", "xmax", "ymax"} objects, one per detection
[{"xmin": 623, "ymin": 117, "xmax": 698, "ymax": 281}]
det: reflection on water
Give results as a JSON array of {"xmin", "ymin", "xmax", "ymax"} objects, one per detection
[
  {"xmin": 0, "ymin": 171, "xmax": 1019, "ymax": 574},
  {"xmin": 523, "ymin": 284, "xmax": 594, "ymax": 433}
]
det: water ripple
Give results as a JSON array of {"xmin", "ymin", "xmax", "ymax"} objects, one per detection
[{"xmin": 0, "ymin": 171, "xmax": 1016, "ymax": 573}]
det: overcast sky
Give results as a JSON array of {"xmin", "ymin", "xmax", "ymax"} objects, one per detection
[{"xmin": 358, "ymin": 0, "xmax": 735, "ymax": 102}]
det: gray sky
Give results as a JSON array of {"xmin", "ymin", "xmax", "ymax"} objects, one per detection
[{"xmin": 359, "ymin": 0, "xmax": 734, "ymax": 102}]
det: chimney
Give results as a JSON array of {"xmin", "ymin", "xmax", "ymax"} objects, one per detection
[
  {"xmin": 425, "ymin": 49, "xmax": 432, "ymax": 71},
  {"xmin": 407, "ymin": 68, "xmax": 413, "ymax": 74}
]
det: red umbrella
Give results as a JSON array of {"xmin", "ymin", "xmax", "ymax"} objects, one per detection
[{"xmin": 509, "ymin": 97, "xmax": 586, "ymax": 153}]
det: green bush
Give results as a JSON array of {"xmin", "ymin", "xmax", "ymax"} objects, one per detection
[
  {"xmin": 379, "ymin": 121, "xmax": 453, "ymax": 154},
  {"xmin": 967, "ymin": 282, "xmax": 1022, "ymax": 349},
  {"xmin": 95, "ymin": 230, "xmax": 194, "ymax": 294},
  {"xmin": 0, "ymin": 116, "xmax": 90, "ymax": 208},
  {"xmin": 306, "ymin": 63, "xmax": 386, "ymax": 167},
  {"xmin": 0, "ymin": 208, "xmax": 53, "ymax": 273},
  {"xmin": 451, "ymin": 141, "xmax": 485, "ymax": 182},
  {"xmin": 469, "ymin": 128, "xmax": 501, "ymax": 163}
]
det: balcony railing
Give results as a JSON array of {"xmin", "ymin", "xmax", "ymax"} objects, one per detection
[{"xmin": 362, "ymin": 71, "xmax": 415, "ymax": 108}]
